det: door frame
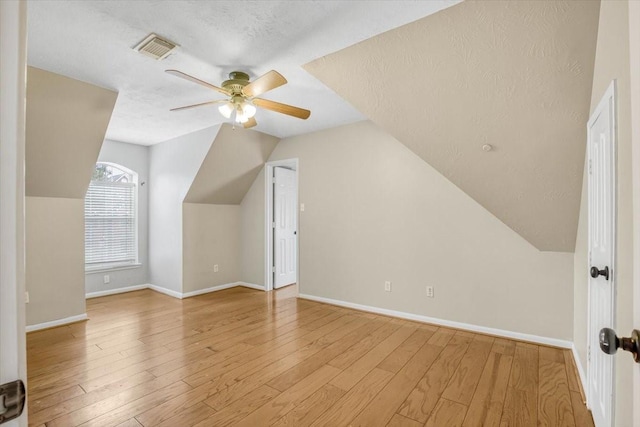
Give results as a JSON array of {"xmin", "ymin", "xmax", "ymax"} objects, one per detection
[
  {"xmin": 628, "ymin": 2, "xmax": 640, "ymax": 425},
  {"xmin": 586, "ymin": 80, "xmax": 617, "ymax": 427},
  {"xmin": 0, "ymin": 1, "xmax": 28, "ymax": 425},
  {"xmin": 264, "ymin": 158, "xmax": 299, "ymax": 292}
]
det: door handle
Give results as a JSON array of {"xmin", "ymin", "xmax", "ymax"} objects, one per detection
[
  {"xmin": 590, "ymin": 265, "xmax": 610, "ymax": 280},
  {"xmin": 599, "ymin": 328, "xmax": 640, "ymax": 363},
  {"xmin": 0, "ymin": 380, "xmax": 25, "ymax": 424}
]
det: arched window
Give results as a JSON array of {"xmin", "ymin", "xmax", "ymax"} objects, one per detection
[{"xmin": 85, "ymin": 162, "xmax": 138, "ymax": 270}]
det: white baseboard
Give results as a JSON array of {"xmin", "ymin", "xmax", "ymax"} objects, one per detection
[
  {"xmin": 298, "ymin": 293, "xmax": 573, "ymax": 349},
  {"xmin": 146, "ymin": 284, "xmax": 183, "ymax": 299},
  {"xmin": 237, "ymin": 282, "xmax": 265, "ymax": 291},
  {"xmin": 571, "ymin": 343, "xmax": 589, "ymax": 399},
  {"xmin": 84, "ymin": 281, "xmax": 266, "ymax": 302},
  {"xmin": 86, "ymin": 284, "xmax": 148, "ymax": 299},
  {"xmin": 26, "ymin": 313, "xmax": 88, "ymax": 332},
  {"xmin": 182, "ymin": 282, "xmax": 239, "ymax": 298}
]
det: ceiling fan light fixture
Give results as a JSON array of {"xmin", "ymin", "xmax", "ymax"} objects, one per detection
[
  {"xmin": 218, "ymin": 102, "xmax": 234, "ymax": 119},
  {"xmin": 242, "ymin": 102, "xmax": 257, "ymax": 119}
]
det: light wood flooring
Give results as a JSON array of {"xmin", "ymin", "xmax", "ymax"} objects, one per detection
[{"xmin": 27, "ymin": 286, "xmax": 594, "ymax": 426}]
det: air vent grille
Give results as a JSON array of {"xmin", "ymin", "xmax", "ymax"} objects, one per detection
[{"xmin": 134, "ymin": 33, "xmax": 178, "ymax": 60}]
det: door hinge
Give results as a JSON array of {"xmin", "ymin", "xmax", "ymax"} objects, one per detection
[
  {"xmin": 588, "ymin": 159, "xmax": 592, "ymax": 175},
  {"xmin": 272, "ymin": 222, "xmax": 276, "ymax": 228},
  {"xmin": 0, "ymin": 380, "xmax": 26, "ymax": 424},
  {"xmin": 272, "ymin": 266, "xmax": 276, "ymax": 273},
  {"xmin": 588, "ymin": 345, "xmax": 591, "ymax": 362}
]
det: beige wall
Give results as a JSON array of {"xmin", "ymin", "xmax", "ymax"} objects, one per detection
[
  {"xmin": 256, "ymin": 121, "xmax": 574, "ymax": 340},
  {"xmin": 26, "ymin": 197, "xmax": 86, "ymax": 325},
  {"xmin": 240, "ymin": 168, "xmax": 266, "ymax": 286},
  {"xmin": 573, "ymin": 0, "xmax": 634, "ymax": 422},
  {"xmin": 182, "ymin": 203, "xmax": 241, "ymax": 293},
  {"xmin": 26, "ymin": 67, "xmax": 117, "ymax": 198}
]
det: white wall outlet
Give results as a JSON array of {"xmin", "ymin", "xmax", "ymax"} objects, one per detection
[
  {"xmin": 426, "ymin": 286, "xmax": 434, "ymax": 298},
  {"xmin": 25, "ymin": 291, "xmax": 29, "ymax": 304},
  {"xmin": 214, "ymin": 264, "xmax": 219, "ymax": 273},
  {"xmin": 384, "ymin": 281, "xmax": 392, "ymax": 292},
  {"xmin": 103, "ymin": 275, "xmax": 110, "ymax": 284},
  {"xmin": 300, "ymin": 203, "xmax": 305, "ymax": 212}
]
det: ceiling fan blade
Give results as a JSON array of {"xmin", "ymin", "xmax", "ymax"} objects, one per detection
[
  {"xmin": 242, "ymin": 70, "xmax": 287, "ymax": 98},
  {"xmin": 243, "ymin": 117, "xmax": 257, "ymax": 129},
  {"xmin": 166, "ymin": 69, "xmax": 231, "ymax": 96},
  {"xmin": 170, "ymin": 99, "xmax": 226, "ymax": 111},
  {"xmin": 253, "ymin": 98, "xmax": 310, "ymax": 120}
]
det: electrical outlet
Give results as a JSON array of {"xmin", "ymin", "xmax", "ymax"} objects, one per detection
[
  {"xmin": 25, "ymin": 291, "xmax": 29, "ymax": 304},
  {"xmin": 214, "ymin": 264, "xmax": 219, "ymax": 273},
  {"xmin": 426, "ymin": 286, "xmax": 434, "ymax": 298},
  {"xmin": 384, "ymin": 281, "xmax": 392, "ymax": 292},
  {"xmin": 103, "ymin": 275, "xmax": 110, "ymax": 284}
]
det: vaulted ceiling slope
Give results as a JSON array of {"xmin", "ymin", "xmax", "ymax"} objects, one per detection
[
  {"xmin": 26, "ymin": 67, "xmax": 118, "ymax": 199},
  {"xmin": 185, "ymin": 124, "xmax": 279, "ymax": 204},
  {"xmin": 304, "ymin": 0, "xmax": 600, "ymax": 252}
]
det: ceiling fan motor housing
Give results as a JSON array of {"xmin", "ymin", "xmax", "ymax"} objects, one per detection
[{"xmin": 222, "ymin": 71, "xmax": 250, "ymax": 94}]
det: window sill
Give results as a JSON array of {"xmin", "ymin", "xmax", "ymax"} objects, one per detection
[{"xmin": 85, "ymin": 263, "xmax": 142, "ymax": 274}]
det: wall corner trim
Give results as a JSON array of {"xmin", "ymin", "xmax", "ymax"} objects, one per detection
[
  {"xmin": 26, "ymin": 313, "xmax": 88, "ymax": 332},
  {"xmin": 86, "ymin": 284, "xmax": 148, "ymax": 299},
  {"xmin": 298, "ymin": 293, "xmax": 574, "ymax": 349},
  {"xmin": 237, "ymin": 282, "xmax": 265, "ymax": 291},
  {"xmin": 96, "ymin": 282, "xmax": 268, "ymax": 300}
]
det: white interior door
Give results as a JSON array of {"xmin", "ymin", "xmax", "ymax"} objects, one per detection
[
  {"xmin": 587, "ymin": 81, "xmax": 617, "ymax": 427},
  {"xmin": 273, "ymin": 167, "xmax": 297, "ymax": 289}
]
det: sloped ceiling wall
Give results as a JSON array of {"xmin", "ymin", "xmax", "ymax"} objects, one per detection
[
  {"xmin": 304, "ymin": 0, "xmax": 600, "ymax": 252},
  {"xmin": 185, "ymin": 124, "xmax": 280, "ymax": 204},
  {"xmin": 26, "ymin": 67, "xmax": 118, "ymax": 198}
]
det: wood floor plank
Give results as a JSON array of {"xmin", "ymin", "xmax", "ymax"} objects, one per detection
[
  {"xmin": 349, "ymin": 342, "xmax": 443, "ymax": 426},
  {"xmin": 538, "ymin": 359, "xmax": 576, "ymax": 427},
  {"xmin": 397, "ymin": 335, "xmax": 472, "ymax": 423},
  {"xmin": 377, "ymin": 328, "xmax": 435, "ymax": 373},
  {"xmin": 233, "ymin": 364, "xmax": 341, "ymax": 426},
  {"xmin": 329, "ymin": 325, "xmax": 417, "ymax": 391},
  {"xmin": 570, "ymin": 391, "xmax": 595, "ymax": 427},
  {"xmin": 271, "ymin": 384, "xmax": 345, "ymax": 427},
  {"xmin": 387, "ymin": 413, "xmax": 423, "ymax": 427},
  {"xmin": 510, "ymin": 343, "xmax": 539, "ymax": 394},
  {"xmin": 192, "ymin": 385, "xmax": 280, "ymax": 427},
  {"xmin": 310, "ymin": 368, "xmax": 394, "ymax": 427},
  {"xmin": 26, "ymin": 287, "xmax": 579, "ymax": 427},
  {"xmin": 462, "ymin": 351, "xmax": 513, "ymax": 427},
  {"xmin": 425, "ymin": 398, "xmax": 468, "ymax": 427},
  {"xmin": 441, "ymin": 336, "xmax": 495, "ymax": 405},
  {"xmin": 152, "ymin": 402, "xmax": 216, "ymax": 427},
  {"xmin": 499, "ymin": 388, "xmax": 537, "ymax": 427}
]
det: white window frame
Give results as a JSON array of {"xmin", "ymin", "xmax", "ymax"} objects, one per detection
[{"xmin": 85, "ymin": 162, "xmax": 140, "ymax": 272}]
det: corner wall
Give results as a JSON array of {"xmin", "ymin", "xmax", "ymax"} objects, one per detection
[
  {"xmin": 246, "ymin": 121, "xmax": 574, "ymax": 341},
  {"xmin": 573, "ymin": 0, "xmax": 634, "ymax": 422},
  {"xmin": 25, "ymin": 67, "xmax": 117, "ymax": 327},
  {"xmin": 148, "ymin": 126, "xmax": 219, "ymax": 293}
]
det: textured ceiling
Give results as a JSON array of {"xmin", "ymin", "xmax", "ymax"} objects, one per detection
[
  {"xmin": 185, "ymin": 124, "xmax": 279, "ymax": 204},
  {"xmin": 26, "ymin": 0, "xmax": 459, "ymax": 145},
  {"xmin": 26, "ymin": 67, "xmax": 118, "ymax": 199},
  {"xmin": 304, "ymin": 0, "xmax": 600, "ymax": 252}
]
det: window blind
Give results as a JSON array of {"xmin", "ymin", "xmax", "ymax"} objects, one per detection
[{"xmin": 85, "ymin": 181, "xmax": 136, "ymax": 268}]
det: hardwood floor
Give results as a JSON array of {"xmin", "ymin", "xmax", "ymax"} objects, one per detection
[{"xmin": 27, "ymin": 286, "xmax": 594, "ymax": 426}]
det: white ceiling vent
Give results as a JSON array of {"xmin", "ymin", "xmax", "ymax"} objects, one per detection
[{"xmin": 134, "ymin": 33, "xmax": 178, "ymax": 60}]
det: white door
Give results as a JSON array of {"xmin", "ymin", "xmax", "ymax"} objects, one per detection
[
  {"xmin": 587, "ymin": 81, "xmax": 617, "ymax": 427},
  {"xmin": 273, "ymin": 167, "xmax": 297, "ymax": 289},
  {"xmin": 0, "ymin": 1, "xmax": 28, "ymax": 426}
]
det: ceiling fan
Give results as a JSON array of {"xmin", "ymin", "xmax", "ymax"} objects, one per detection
[{"xmin": 166, "ymin": 69, "xmax": 311, "ymax": 129}]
